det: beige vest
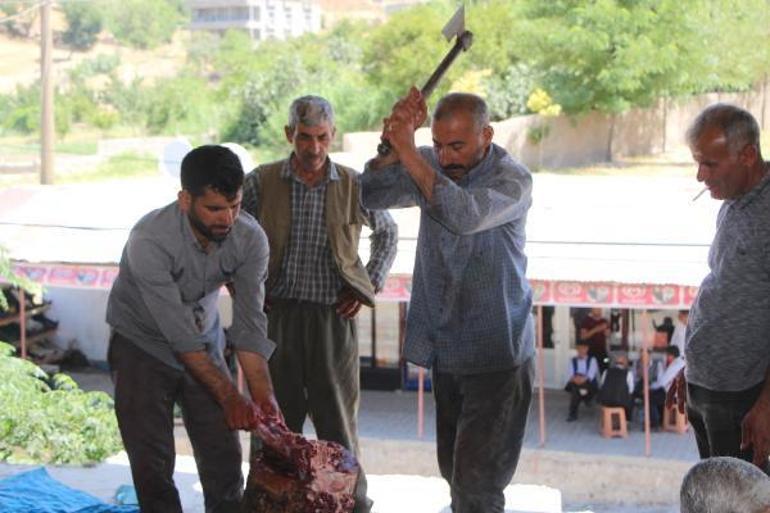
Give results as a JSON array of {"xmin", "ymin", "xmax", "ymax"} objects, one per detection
[{"xmin": 256, "ymin": 159, "xmax": 375, "ymax": 307}]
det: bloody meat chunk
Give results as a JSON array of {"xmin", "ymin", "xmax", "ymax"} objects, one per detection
[{"xmin": 242, "ymin": 406, "xmax": 359, "ymax": 513}]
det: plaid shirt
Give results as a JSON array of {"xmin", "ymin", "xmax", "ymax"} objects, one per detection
[
  {"xmin": 361, "ymin": 144, "xmax": 535, "ymax": 374},
  {"xmin": 242, "ymin": 157, "xmax": 397, "ymax": 305}
]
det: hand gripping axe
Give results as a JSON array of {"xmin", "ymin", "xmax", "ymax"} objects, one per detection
[{"xmin": 377, "ymin": 5, "xmax": 474, "ymax": 156}]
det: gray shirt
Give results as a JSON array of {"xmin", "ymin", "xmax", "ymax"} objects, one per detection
[
  {"xmin": 360, "ymin": 144, "xmax": 535, "ymax": 374},
  {"xmin": 106, "ymin": 201, "xmax": 275, "ymax": 370},
  {"xmin": 686, "ymin": 170, "xmax": 770, "ymax": 391}
]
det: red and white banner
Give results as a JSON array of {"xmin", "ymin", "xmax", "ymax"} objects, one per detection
[{"xmin": 10, "ymin": 263, "xmax": 698, "ymax": 308}]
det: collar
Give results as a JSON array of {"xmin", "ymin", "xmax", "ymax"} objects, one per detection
[
  {"xmin": 281, "ymin": 154, "xmax": 339, "ymax": 184},
  {"xmin": 730, "ymin": 163, "xmax": 770, "ymax": 210}
]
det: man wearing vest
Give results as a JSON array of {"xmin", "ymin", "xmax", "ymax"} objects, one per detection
[
  {"xmin": 565, "ymin": 339, "xmax": 599, "ymax": 422},
  {"xmin": 241, "ymin": 95, "xmax": 398, "ymax": 513}
]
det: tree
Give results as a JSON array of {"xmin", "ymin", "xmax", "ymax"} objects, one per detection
[
  {"xmin": 61, "ymin": 2, "xmax": 103, "ymax": 50},
  {"xmin": 361, "ymin": 2, "xmax": 463, "ymax": 104},
  {"xmin": 104, "ymin": 0, "xmax": 186, "ymax": 49},
  {"xmin": 0, "ymin": 2, "xmax": 37, "ymax": 38},
  {"xmin": 513, "ymin": 0, "xmax": 770, "ymax": 115}
]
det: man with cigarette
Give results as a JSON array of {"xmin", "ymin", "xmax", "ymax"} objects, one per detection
[{"xmin": 668, "ymin": 104, "xmax": 770, "ymax": 472}]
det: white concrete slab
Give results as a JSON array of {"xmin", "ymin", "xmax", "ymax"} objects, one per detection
[{"xmin": 0, "ymin": 452, "xmax": 563, "ymax": 513}]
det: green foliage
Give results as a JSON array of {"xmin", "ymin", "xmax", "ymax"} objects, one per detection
[
  {"xmin": 104, "ymin": 0, "xmax": 186, "ymax": 49},
  {"xmin": 59, "ymin": 151, "xmax": 156, "ymax": 183},
  {"xmin": 484, "ymin": 64, "xmax": 536, "ymax": 120},
  {"xmin": 361, "ymin": 2, "xmax": 458, "ymax": 102},
  {"xmin": 0, "ymin": 2, "xmax": 36, "ymax": 38},
  {"xmin": 61, "ymin": 2, "xmax": 104, "ymax": 50},
  {"xmin": 514, "ymin": 0, "xmax": 770, "ymax": 114},
  {"xmin": 0, "ymin": 246, "xmax": 42, "ymax": 311},
  {"xmin": 142, "ymin": 74, "xmax": 215, "ymax": 134},
  {"xmin": 0, "ymin": 341, "xmax": 123, "ymax": 464}
]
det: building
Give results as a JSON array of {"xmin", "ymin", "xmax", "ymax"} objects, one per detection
[{"xmin": 189, "ymin": 0, "xmax": 321, "ymax": 42}]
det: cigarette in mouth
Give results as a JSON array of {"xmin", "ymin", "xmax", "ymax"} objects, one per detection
[{"xmin": 692, "ymin": 187, "xmax": 708, "ymax": 202}]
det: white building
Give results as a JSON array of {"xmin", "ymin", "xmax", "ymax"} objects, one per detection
[{"xmin": 189, "ymin": 0, "xmax": 321, "ymax": 42}]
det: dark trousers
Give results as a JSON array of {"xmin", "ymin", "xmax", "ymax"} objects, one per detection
[
  {"xmin": 251, "ymin": 299, "xmax": 370, "ymax": 512},
  {"xmin": 433, "ymin": 358, "xmax": 534, "ymax": 513},
  {"xmin": 649, "ymin": 388, "xmax": 667, "ymax": 427},
  {"xmin": 566, "ymin": 380, "xmax": 598, "ymax": 418},
  {"xmin": 686, "ymin": 381, "xmax": 764, "ymax": 466},
  {"xmin": 108, "ymin": 332, "xmax": 243, "ymax": 513}
]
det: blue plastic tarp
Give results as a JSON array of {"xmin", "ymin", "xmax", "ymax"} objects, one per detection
[{"xmin": 0, "ymin": 467, "xmax": 138, "ymax": 513}]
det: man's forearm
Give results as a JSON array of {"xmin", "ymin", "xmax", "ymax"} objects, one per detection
[
  {"xmin": 177, "ymin": 350, "xmax": 239, "ymax": 405},
  {"xmin": 399, "ymin": 149, "xmax": 436, "ymax": 202},
  {"xmin": 236, "ymin": 350, "xmax": 274, "ymax": 404}
]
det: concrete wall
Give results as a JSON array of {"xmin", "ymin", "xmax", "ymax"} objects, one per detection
[{"xmin": 343, "ymin": 85, "xmax": 770, "ymax": 170}]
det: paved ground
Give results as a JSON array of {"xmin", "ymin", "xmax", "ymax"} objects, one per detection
[{"xmin": 1, "ymin": 369, "xmax": 694, "ymax": 512}]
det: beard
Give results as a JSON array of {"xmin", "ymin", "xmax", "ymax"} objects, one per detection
[{"xmin": 188, "ymin": 212, "xmax": 231, "ymax": 243}]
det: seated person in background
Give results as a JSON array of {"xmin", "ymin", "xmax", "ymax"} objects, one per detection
[
  {"xmin": 670, "ymin": 309, "xmax": 688, "ymax": 356},
  {"xmin": 565, "ymin": 340, "xmax": 599, "ymax": 422},
  {"xmin": 653, "ymin": 316, "xmax": 675, "ymax": 345},
  {"xmin": 649, "ymin": 345, "xmax": 685, "ymax": 427},
  {"xmin": 598, "ymin": 353, "xmax": 635, "ymax": 419},
  {"xmin": 681, "ymin": 457, "xmax": 770, "ymax": 513}
]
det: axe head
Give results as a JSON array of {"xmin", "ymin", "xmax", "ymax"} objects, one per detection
[{"xmin": 441, "ymin": 5, "xmax": 465, "ymax": 42}]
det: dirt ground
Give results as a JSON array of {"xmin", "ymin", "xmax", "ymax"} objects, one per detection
[{"xmin": 0, "ymin": 29, "xmax": 185, "ymax": 94}]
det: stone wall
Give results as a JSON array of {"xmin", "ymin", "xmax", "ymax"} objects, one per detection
[{"xmin": 342, "ymin": 84, "xmax": 770, "ymax": 170}]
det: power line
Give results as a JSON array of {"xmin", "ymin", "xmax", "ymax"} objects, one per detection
[{"xmin": 0, "ymin": 1, "xmax": 42, "ymax": 23}]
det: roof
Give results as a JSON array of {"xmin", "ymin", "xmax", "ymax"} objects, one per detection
[{"xmin": 0, "ymin": 165, "xmax": 719, "ymax": 299}]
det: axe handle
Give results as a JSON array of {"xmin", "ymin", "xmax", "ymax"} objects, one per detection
[
  {"xmin": 378, "ymin": 31, "xmax": 473, "ymax": 157},
  {"xmin": 421, "ymin": 31, "xmax": 473, "ymax": 98}
]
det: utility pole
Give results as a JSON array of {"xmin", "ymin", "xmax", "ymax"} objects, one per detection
[{"xmin": 40, "ymin": 0, "xmax": 54, "ymax": 184}]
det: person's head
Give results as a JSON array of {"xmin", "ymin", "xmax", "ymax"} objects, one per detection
[
  {"xmin": 431, "ymin": 93, "xmax": 494, "ymax": 181},
  {"xmin": 681, "ymin": 457, "xmax": 770, "ymax": 513},
  {"xmin": 285, "ymin": 95, "xmax": 336, "ymax": 175},
  {"xmin": 678, "ymin": 309, "xmax": 689, "ymax": 324},
  {"xmin": 576, "ymin": 340, "xmax": 589, "ymax": 357},
  {"xmin": 178, "ymin": 145, "xmax": 244, "ymax": 245},
  {"xmin": 664, "ymin": 345, "xmax": 680, "ymax": 364},
  {"xmin": 613, "ymin": 353, "xmax": 629, "ymax": 368},
  {"xmin": 686, "ymin": 103, "xmax": 766, "ymax": 200},
  {"xmin": 590, "ymin": 307, "xmax": 603, "ymax": 318}
]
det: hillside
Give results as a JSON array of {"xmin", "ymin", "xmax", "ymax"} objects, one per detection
[{"xmin": 0, "ymin": 30, "xmax": 187, "ymax": 94}]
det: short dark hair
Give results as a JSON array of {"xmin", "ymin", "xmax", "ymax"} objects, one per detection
[
  {"xmin": 686, "ymin": 103, "xmax": 761, "ymax": 155},
  {"xmin": 665, "ymin": 345, "xmax": 680, "ymax": 358},
  {"xmin": 576, "ymin": 339, "xmax": 590, "ymax": 347},
  {"xmin": 180, "ymin": 145, "xmax": 244, "ymax": 199},
  {"xmin": 433, "ymin": 93, "xmax": 490, "ymax": 130},
  {"xmin": 288, "ymin": 95, "xmax": 334, "ymax": 131}
]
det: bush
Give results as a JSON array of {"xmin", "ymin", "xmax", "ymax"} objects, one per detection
[
  {"xmin": 61, "ymin": 2, "xmax": 104, "ymax": 51},
  {"xmin": 0, "ymin": 341, "xmax": 123, "ymax": 464}
]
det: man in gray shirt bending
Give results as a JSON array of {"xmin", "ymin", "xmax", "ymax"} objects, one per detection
[
  {"xmin": 106, "ymin": 145, "xmax": 279, "ymax": 512},
  {"xmin": 668, "ymin": 104, "xmax": 770, "ymax": 471}
]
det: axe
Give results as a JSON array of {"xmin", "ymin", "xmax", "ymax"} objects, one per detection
[{"xmin": 377, "ymin": 5, "xmax": 474, "ymax": 156}]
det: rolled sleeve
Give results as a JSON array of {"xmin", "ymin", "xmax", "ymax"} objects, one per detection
[
  {"xmin": 227, "ymin": 230, "xmax": 275, "ymax": 359},
  {"xmin": 361, "ymin": 204, "xmax": 398, "ymax": 292},
  {"xmin": 360, "ymin": 160, "xmax": 421, "ymax": 210},
  {"xmin": 126, "ymin": 235, "xmax": 208, "ymax": 354},
  {"xmin": 427, "ymin": 171, "xmax": 532, "ymax": 235}
]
